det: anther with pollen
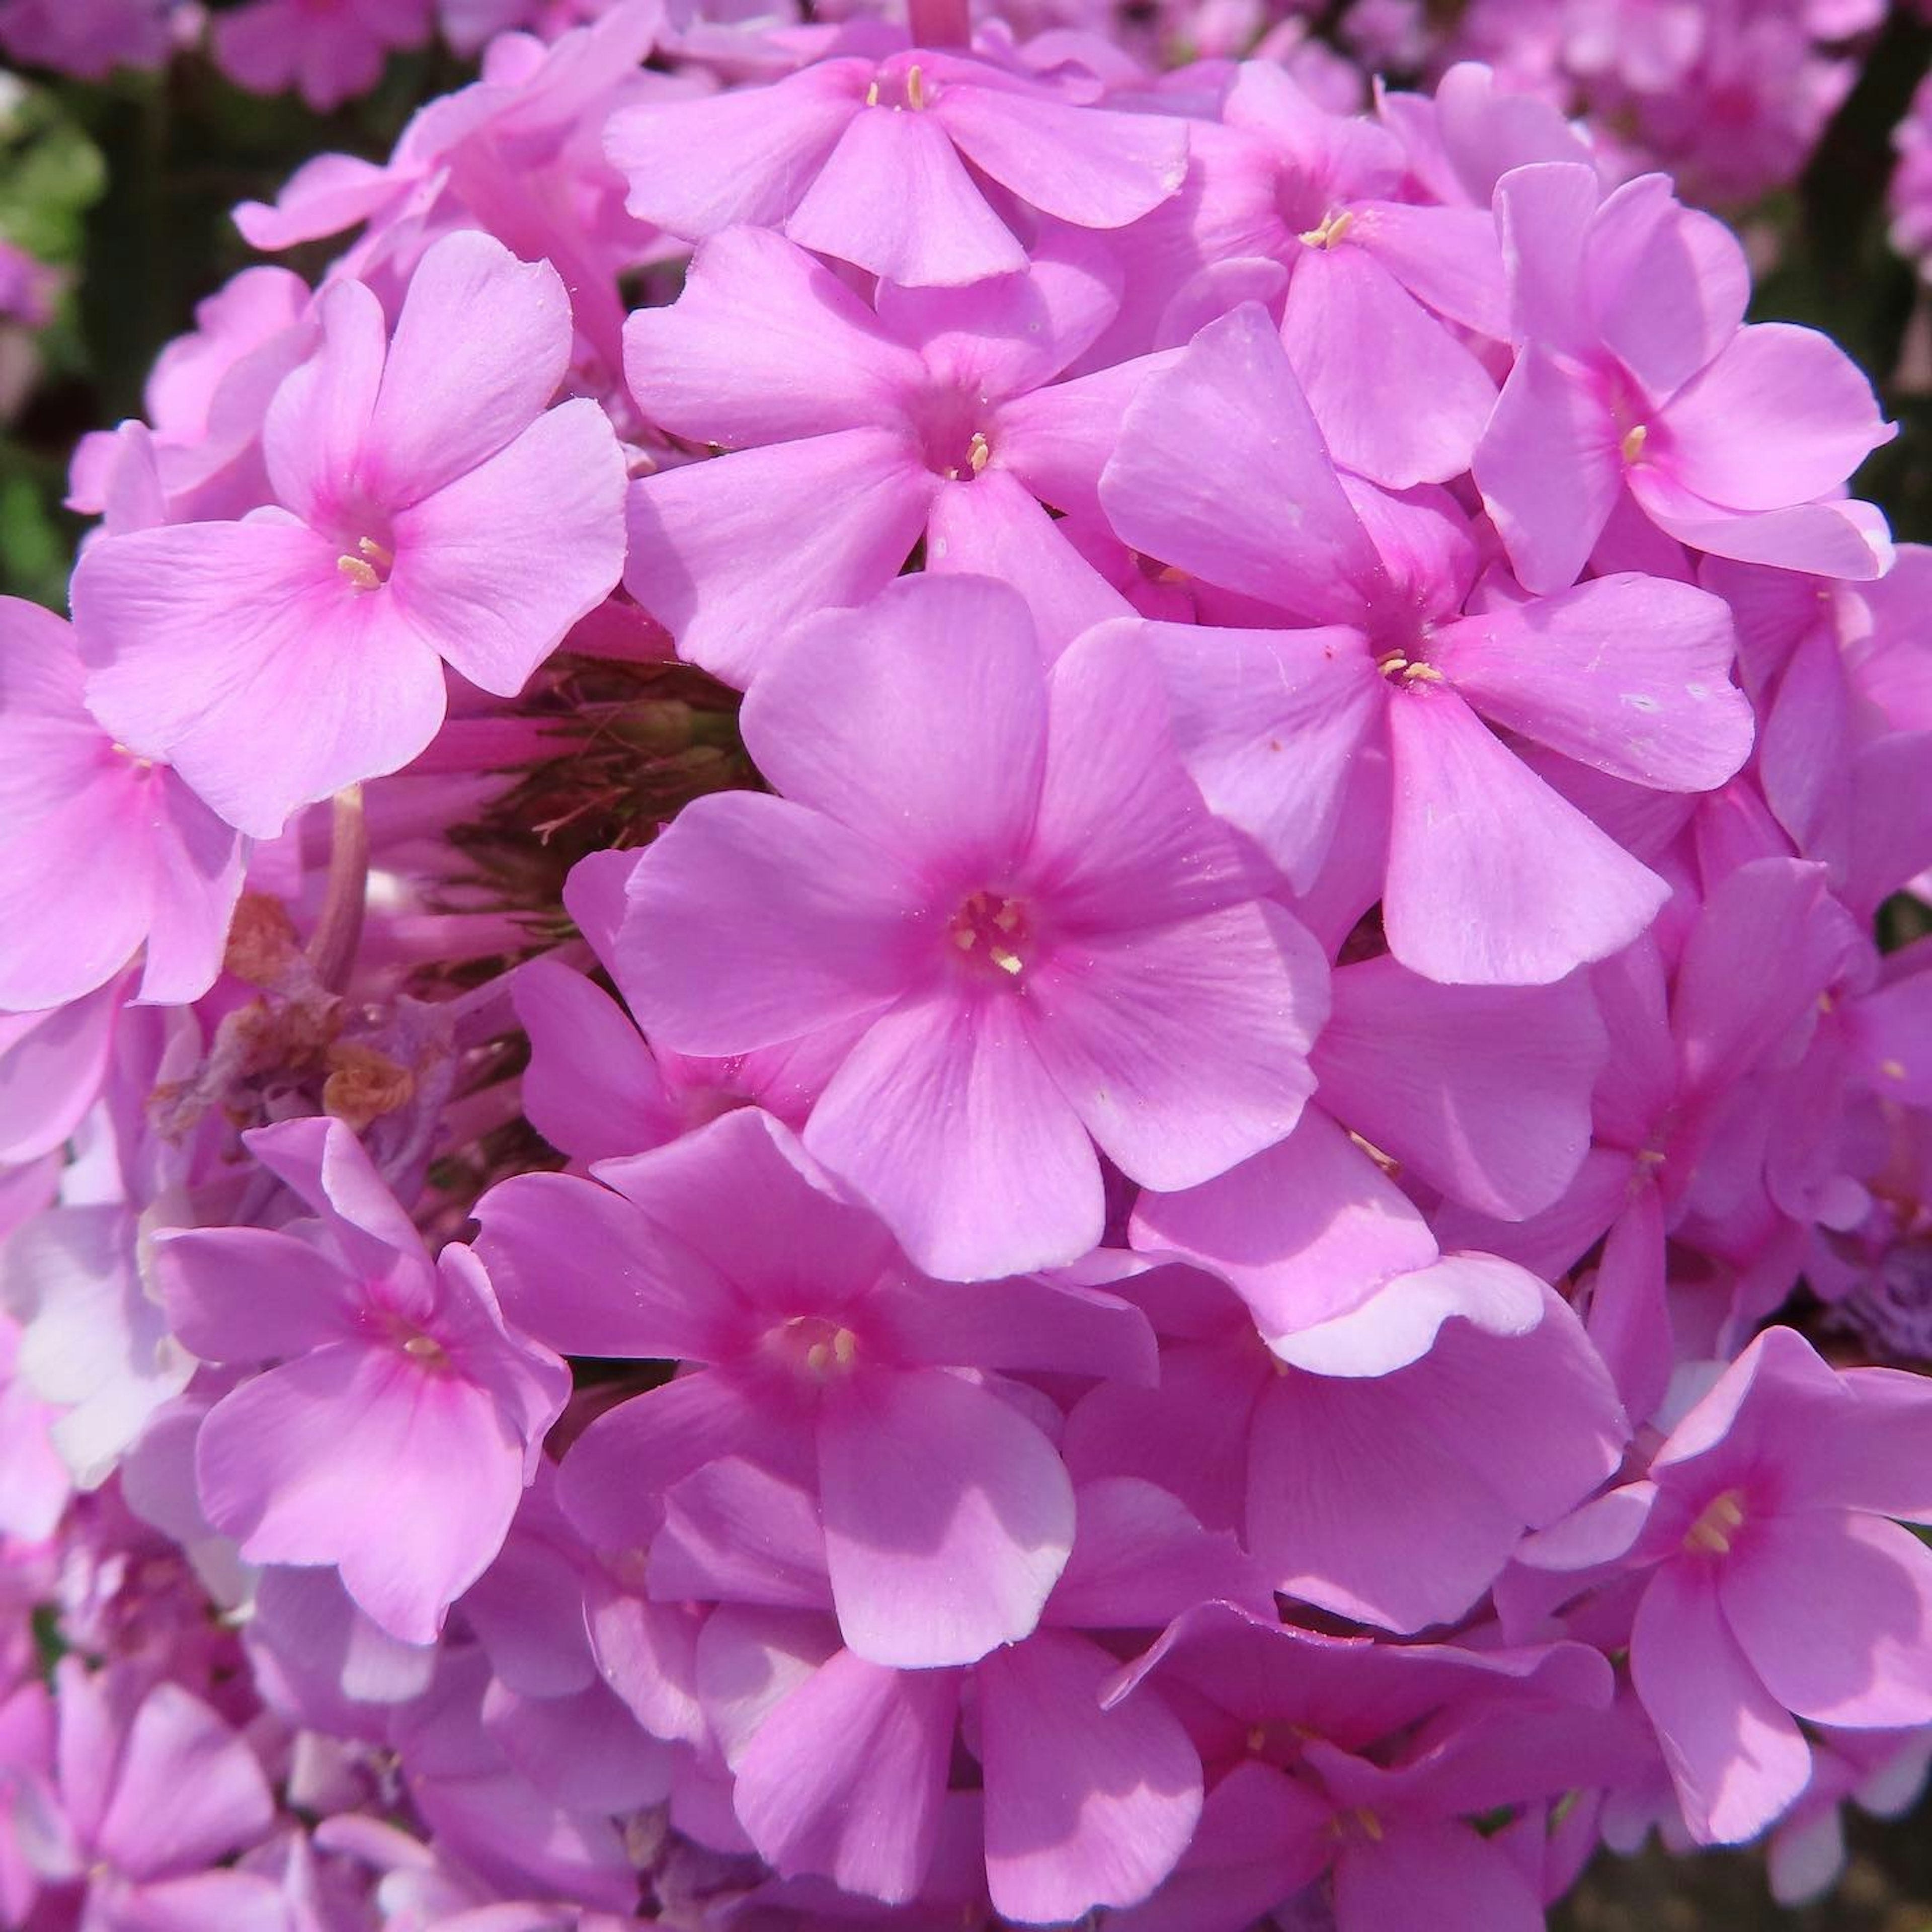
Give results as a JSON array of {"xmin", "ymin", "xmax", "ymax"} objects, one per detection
[
  {"xmin": 1682, "ymin": 1489, "xmax": 1746, "ymax": 1556},
  {"xmin": 1299, "ymin": 209, "xmax": 1353, "ymax": 250},
  {"xmin": 948, "ymin": 890, "xmax": 1028, "ymax": 976},
  {"xmin": 1621, "ymin": 424, "xmax": 1649, "ymax": 463},
  {"xmin": 337, "ymin": 536, "xmax": 394, "ymax": 592}
]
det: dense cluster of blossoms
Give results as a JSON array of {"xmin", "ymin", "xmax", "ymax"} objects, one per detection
[
  {"xmin": 0, "ymin": 0, "xmax": 1906, "ymax": 188},
  {"xmin": 6, "ymin": 4, "xmax": 1932, "ymax": 1929}
]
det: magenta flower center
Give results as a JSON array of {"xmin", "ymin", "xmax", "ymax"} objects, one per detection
[
  {"xmin": 865, "ymin": 60, "xmax": 930, "ymax": 112},
  {"xmin": 766, "ymin": 1314, "xmax": 861, "ymax": 1379},
  {"xmin": 946, "ymin": 890, "xmax": 1031, "ymax": 979},
  {"xmin": 1681, "ymin": 1488, "xmax": 1747, "ymax": 1557},
  {"xmin": 336, "ymin": 535, "xmax": 395, "ymax": 593},
  {"xmin": 915, "ymin": 390, "xmax": 995, "ymax": 481}
]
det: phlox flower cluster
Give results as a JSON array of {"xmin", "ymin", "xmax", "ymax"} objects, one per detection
[{"xmin": 5, "ymin": 7, "xmax": 1932, "ymax": 1932}]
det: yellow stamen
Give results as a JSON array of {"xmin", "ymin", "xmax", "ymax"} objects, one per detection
[
  {"xmin": 338, "ymin": 555, "xmax": 381, "ymax": 590},
  {"xmin": 865, "ymin": 79, "xmax": 879, "ymax": 105},
  {"xmin": 1401, "ymin": 663, "xmax": 1445, "ymax": 684},
  {"xmin": 968, "ymin": 430, "xmax": 990, "ymax": 473},
  {"xmin": 1621, "ymin": 424, "xmax": 1648, "ymax": 463},
  {"xmin": 1355, "ymin": 1808, "xmax": 1384, "ymax": 1843},
  {"xmin": 832, "ymin": 1327, "xmax": 858, "ymax": 1367},
  {"xmin": 1882, "ymin": 1058, "xmax": 1908, "ymax": 1080},
  {"xmin": 403, "ymin": 1334, "xmax": 446, "ymax": 1363},
  {"xmin": 952, "ymin": 926, "xmax": 976, "ymax": 950},
  {"xmin": 358, "ymin": 536, "xmax": 394, "ymax": 569},
  {"xmin": 1299, "ymin": 209, "xmax": 1352, "ymax": 250},
  {"xmin": 907, "ymin": 62, "xmax": 926, "ymax": 109},
  {"xmin": 1682, "ymin": 1489, "xmax": 1746, "ymax": 1557},
  {"xmin": 990, "ymin": 946, "xmax": 1023, "ymax": 976}
]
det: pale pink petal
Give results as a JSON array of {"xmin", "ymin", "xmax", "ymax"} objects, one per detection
[
  {"xmin": 1718, "ymin": 1513, "xmax": 1932, "ymax": 1729},
  {"xmin": 1351, "ymin": 201, "xmax": 1510, "ymax": 338},
  {"xmin": 1584, "ymin": 179, "xmax": 1748, "ymax": 400},
  {"xmin": 152, "ymin": 1226, "xmax": 359, "ymax": 1363},
  {"xmin": 1281, "ymin": 245, "xmax": 1496, "ymax": 489},
  {"xmin": 1130, "ymin": 1110, "xmax": 1438, "ymax": 1344},
  {"xmin": 1310, "ymin": 956, "xmax": 1606, "ymax": 1221},
  {"xmin": 1493, "ymin": 160, "xmax": 1599, "ymax": 356},
  {"xmin": 623, "ymin": 431, "xmax": 937, "ymax": 687},
  {"xmin": 260, "ymin": 277, "xmax": 385, "ymax": 529},
  {"xmin": 1583, "ymin": 1186, "xmax": 1673, "ymax": 1428},
  {"xmin": 819, "ymin": 1364, "xmax": 1074, "ymax": 1667},
  {"xmin": 509, "ymin": 958, "xmax": 678, "ymax": 1166},
  {"xmin": 1661, "ymin": 325, "xmax": 1892, "ymax": 514},
  {"xmin": 471, "ymin": 1170, "xmax": 741, "ymax": 1363},
  {"xmin": 1046, "ymin": 1476, "xmax": 1267, "ymax": 1628},
  {"xmin": 624, "ymin": 227, "xmax": 925, "ymax": 447},
  {"xmin": 1333, "ymin": 1822, "xmax": 1544, "ymax": 1932},
  {"xmin": 619, "ymin": 792, "xmax": 923, "ymax": 1053},
  {"xmin": 1631, "ymin": 1561, "xmax": 1811, "ymax": 1845},
  {"xmin": 979, "ymin": 1629, "xmax": 1201, "ymax": 1922},
  {"xmin": 877, "ymin": 229, "xmax": 1122, "ymax": 396},
  {"xmin": 935, "ymin": 88, "xmax": 1187, "ymax": 228},
  {"xmin": 651, "ymin": 1459, "xmax": 834, "ymax": 1612},
  {"xmin": 1024, "ymin": 903, "xmax": 1326, "ymax": 1192},
  {"xmin": 995, "ymin": 352, "xmax": 1176, "ymax": 526},
  {"xmin": 741, "ymin": 572, "xmax": 1046, "ymax": 876},
  {"xmin": 73, "ymin": 520, "xmax": 448, "ymax": 840},
  {"xmin": 1472, "ymin": 345, "xmax": 1622, "ymax": 595},
  {"xmin": 1100, "ymin": 304, "xmax": 1380, "ymax": 621},
  {"xmin": 786, "ymin": 109, "xmax": 1027, "ymax": 287},
  {"xmin": 1026, "ymin": 615, "xmax": 1272, "ymax": 931},
  {"xmin": 804, "ymin": 987, "xmax": 1102, "ymax": 1281},
  {"xmin": 734, "ymin": 1648, "xmax": 958, "ymax": 1904},
  {"xmin": 93, "ymin": 1685, "xmax": 273, "ymax": 1882},
  {"xmin": 389, "ymin": 398, "xmax": 625, "ymax": 697},
  {"xmin": 1428, "ymin": 573, "xmax": 1754, "ymax": 791},
  {"xmin": 1132, "ymin": 618, "xmax": 1384, "ymax": 892},
  {"xmin": 926, "ymin": 472, "xmax": 1134, "ymax": 659},
  {"xmin": 557, "ymin": 1372, "xmax": 800, "ymax": 1554},
  {"xmin": 1629, "ymin": 470, "xmax": 1892, "ymax": 580},
  {"xmin": 364, "ymin": 232, "xmax": 575, "ymax": 505},
  {"xmin": 196, "ymin": 1341, "xmax": 526, "ymax": 1643},
  {"xmin": 1268, "ymin": 1251, "xmax": 1547, "ymax": 1377},
  {"xmin": 603, "ymin": 65, "xmax": 865, "ymax": 237},
  {"xmin": 1384, "ymin": 687, "xmax": 1670, "ymax": 985}
]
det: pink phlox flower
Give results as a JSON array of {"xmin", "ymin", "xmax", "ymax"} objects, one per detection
[
  {"xmin": 232, "ymin": 5, "xmax": 679, "ymax": 387},
  {"xmin": 152, "ymin": 1114, "xmax": 571, "ymax": 1645},
  {"xmin": 614, "ymin": 572, "xmax": 1331, "ymax": 1277},
  {"xmin": 604, "ymin": 34, "xmax": 1189, "ymax": 287},
  {"xmin": 1, "ymin": 1202, "xmax": 195, "ymax": 1492},
  {"xmin": 1104, "ymin": 1111, "xmax": 1626, "ymax": 1630},
  {"xmin": 0, "ymin": 0, "xmax": 171, "ymax": 73},
  {"xmin": 71, "ymin": 231, "xmax": 628, "ymax": 839},
  {"xmin": 621, "ymin": 224, "xmax": 1163, "ymax": 683},
  {"xmin": 68, "ymin": 266, "xmax": 316, "ymax": 533},
  {"xmin": 1098, "ymin": 62, "xmax": 1508, "ymax": 476},
  {"xmin": 382, "ymin": 1648, "xmax": 644, "ymax": 1912},
  {"xmin": 658, "ymin": 1467, "xmax": 1260, "ymax": 1921},
  {"xmin": 474, "ymin": 1103, "xmax": 1155, "ymax": 1669},
  {"xmin": 0, "ymin": 599, "xmax": 244, "ymax": 1014},
  {"xmin": 1475, "ymin": 160, "xmax": 1895, "ymax": 593},
  {"xmin": 1518, "ymin": 1325, "xmax": 1932, "ymax": 1843},
  {"xmin": 1103, "ymin": 303, "xmax": 1753, "ymax": 984},
  {"xmin": 212, "ymin": 0, "xmax": 433, "ymax": 112},
  {"xmin": 13, "ymin": 1658, "xmax": 284, "ymax": 1927},
  {"xmin": 1103, "ymin": 1598, "xmax": 1617, "ymax": 1931}
]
